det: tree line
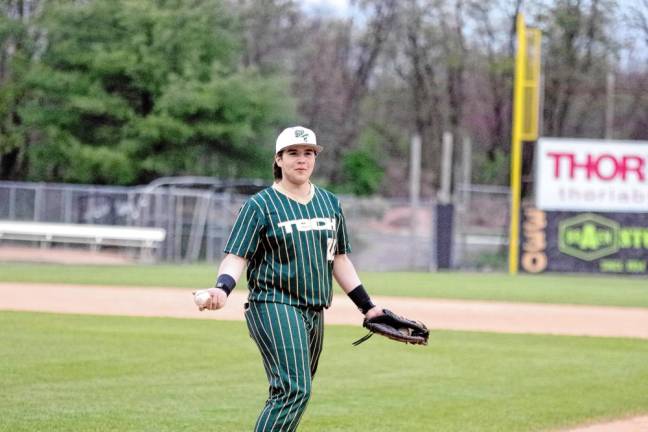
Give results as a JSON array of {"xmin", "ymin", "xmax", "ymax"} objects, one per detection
[{"xmin": 1, "ymin": 0, "xmax": 647, "ymax": 196}]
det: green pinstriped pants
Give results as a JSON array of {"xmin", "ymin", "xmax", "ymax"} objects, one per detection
[{"xmin": 245, "ymin": 301, "xmax": 325, "ymax": 432}]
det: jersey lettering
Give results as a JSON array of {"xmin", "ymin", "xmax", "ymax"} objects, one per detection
[
  {"xmin": 225, "ymin": 187, "xmax": 349, "ymax": 309},
  {"xmin": 277, "ymin": 217, "xmax": 336, "ymax": 234},
  {"xmin": 326, "ymin": 238, "xmax": 337, "ymax": 261}
]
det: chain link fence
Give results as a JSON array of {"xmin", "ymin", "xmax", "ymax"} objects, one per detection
[
  {"xmin": 0, "ymin": 181, "xmax": 444, "ymax": 270},
  {"xmin": 341, "ymin": 196, "xmax": 436, "ymax": 271},
  {"xmin": 0, "ymin": 180, "xmax": 511, "ymax": 270},
  {"xmin": 453, "ymin": 183, "xmax": 511, "ymax": 270}
]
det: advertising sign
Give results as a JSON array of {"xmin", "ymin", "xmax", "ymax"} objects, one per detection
[
  {"xmin": 535, "ymin": 138, "xmax": 648, "ymax": 212},
  {"xmin": 520, "ymin": 206, "xmax": 648, "ymax": 275}
]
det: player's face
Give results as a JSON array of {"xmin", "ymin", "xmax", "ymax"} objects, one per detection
[{"xmin": 277, "ymin": 145, "xmax": 317, "ymax": 186}]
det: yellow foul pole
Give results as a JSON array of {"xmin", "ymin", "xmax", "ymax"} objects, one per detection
[{"xmin": 508, "ymin": 13, "xmax": 527, "ymax": 275}]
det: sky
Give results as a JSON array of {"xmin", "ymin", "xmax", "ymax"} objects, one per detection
[
  {"xmin": 299, "ymin": 0, "xmax": 350, "ymax": 17},
  {"xmin": 297, "ymin": 0, "xmax": 647, "ymax": 66}
]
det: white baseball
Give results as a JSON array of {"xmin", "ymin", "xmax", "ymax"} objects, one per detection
[{"xmin": 194, "ymin": 290, "xmax": 212, "ymax": 308}]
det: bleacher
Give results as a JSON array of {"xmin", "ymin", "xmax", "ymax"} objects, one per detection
[{"xmin": 0, "ymin": 221, "xmax": 166, "ymax": 257}]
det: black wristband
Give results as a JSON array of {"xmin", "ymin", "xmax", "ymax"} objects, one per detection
[
  {"xmin": 215, "ymin": 274, "xmax": 236, "ymax": 296},
  {"xmin": 348, "ymin": 284, "xmax": 375, "ymax": 314}
]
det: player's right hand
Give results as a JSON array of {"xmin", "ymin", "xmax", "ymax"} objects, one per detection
[{"xmin": 205, "ymin": 287, "xmax": 228, "ymax": 310}]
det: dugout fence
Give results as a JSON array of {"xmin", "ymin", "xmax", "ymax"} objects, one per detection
[{"xmin": 0, "ymin": 180, "xmax": 510, "ymax": 270}]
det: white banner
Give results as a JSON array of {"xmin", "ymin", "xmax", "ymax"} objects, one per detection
[{"xmin": 535, "ymin": 138, "xmax": 648, "ymax": 212}]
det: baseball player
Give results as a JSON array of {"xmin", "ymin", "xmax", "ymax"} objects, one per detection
[{"xmin": 200, "ymin": 126, "xmax": 384, "ymax": 431}]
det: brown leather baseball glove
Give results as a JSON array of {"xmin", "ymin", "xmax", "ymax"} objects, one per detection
[{"xmin": 353, "ymin": 309, "xmax": 429, "ymax": 346}]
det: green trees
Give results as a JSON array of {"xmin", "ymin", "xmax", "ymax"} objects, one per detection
[
  {"xmin": 2, "ymin": 0, "xmax": 293, "ymax": 184},
  {"xmin": 0, "ymin": 0, "xmax": 38, "ymax": 180},
  {"xmin": 2, "ymin": 0, "xmax": 647, "ymax": 194}
]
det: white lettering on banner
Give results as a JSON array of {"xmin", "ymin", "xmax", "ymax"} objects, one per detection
[
  {"xmin": 536, "ymin": 138, "xmax": 648, "ymax": 212},
  {"xmin": 278, "ymin": 217, "xmax": 336, "ymax": 234}
]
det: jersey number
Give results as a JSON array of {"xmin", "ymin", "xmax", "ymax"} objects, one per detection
[{"xmin": 326, "ymin": 238, "xmax": 337, "ymax": 262}]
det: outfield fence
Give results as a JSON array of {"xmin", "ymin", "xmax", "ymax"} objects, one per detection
[
  {"xmin": 453, "ymin": 183, "xmax": 510, "ymax": 270},
  {"xmin": 0, "ymin": 180, "xmax": 510, "ymax": 270}
]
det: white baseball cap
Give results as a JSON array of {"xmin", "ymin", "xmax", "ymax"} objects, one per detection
[{"xmin": 275, "ymin": 126, "xmax": 323, "ymax": 154}]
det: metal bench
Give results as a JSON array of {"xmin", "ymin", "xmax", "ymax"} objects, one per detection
[{"xmin": 0, "ymin": 221, "xmax": 166, "ymax": 258}]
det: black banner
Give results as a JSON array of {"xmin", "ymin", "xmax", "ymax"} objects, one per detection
[
  {"xmin": 520, "ymin": 206, "xmax": 648, "ymax": 275},
  {"xmin": 436, "ymin": 204, "xmax": 454, "ymax": 269}
]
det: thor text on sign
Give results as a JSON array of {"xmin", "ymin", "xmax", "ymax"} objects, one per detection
[{"xmin": 546, "ymin": 152, "xmax": 646, "ymax": 182}]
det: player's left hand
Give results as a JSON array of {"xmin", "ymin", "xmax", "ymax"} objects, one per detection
[
  {"xmin": 364, "ymin": 305, "xmax": 383, "ymax": 320},
  {"xmin": 354, "ymin": 308, "xmax": 429, "ymax": 346}
]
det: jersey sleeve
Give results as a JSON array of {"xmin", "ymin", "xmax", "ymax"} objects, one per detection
[
  {"xmin": 335, "ymin": 206, "xmax": 352, "ymax": 254},
  {"xmin": 224, "ymin": 199, "xmax": 264, "ymax": 259}
]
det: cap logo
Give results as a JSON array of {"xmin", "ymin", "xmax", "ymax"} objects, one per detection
[{"xmin": 295, "ymin": 129, "xmax": 309, "ymax": 142}]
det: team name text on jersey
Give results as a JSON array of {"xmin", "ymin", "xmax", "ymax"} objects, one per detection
[{"xmin": 277, "ymin": 217, "xmax": 336, "ymax": 234}]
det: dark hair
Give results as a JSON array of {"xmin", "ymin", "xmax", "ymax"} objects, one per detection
[{"xmin": 273, "ymin": 151, "xmax": 283, "ymax": 180}]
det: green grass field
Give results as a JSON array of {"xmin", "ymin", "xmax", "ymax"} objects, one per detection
[
  {"xmin": 2, "ymin": 311, "xmax": 648, "ymax": 432},
  {"xmin": 1, "ymin": 262, "xmax": 647, "ymax": 307}
]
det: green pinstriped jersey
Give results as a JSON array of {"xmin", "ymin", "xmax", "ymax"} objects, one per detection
[{"xmin": 224, "ymin": 185, "xmax": 350, "ymax": 309}]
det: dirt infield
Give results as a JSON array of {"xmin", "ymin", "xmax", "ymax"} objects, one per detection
[
  {"xmin": 1, "ymin": 282, "xmax": 647, "ymax": 431},
  {"xmin": 2, "ymin": 282, "xmax": 648, "ymax": 338},
  {"xmin": 560, "ymin": 416, "xmax": 648, "ymax": 432},
  {"xmin": 0, "ymin": 245, "xmax": 134, "ymax": 265}
]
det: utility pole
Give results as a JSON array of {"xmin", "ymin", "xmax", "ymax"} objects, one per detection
[
  {"xmin": 409, "ymin": 133, "xmax": 422, "ymax": 269},
  {"xmin": 605, "ymin": 69, "xmax": 615, "ymax": 140}
]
